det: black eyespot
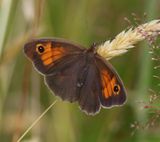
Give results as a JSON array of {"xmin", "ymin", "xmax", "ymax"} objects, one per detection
[
  {"xmin": 37, "ymin": 45, "xmax": 45, "ymax": 53},
  {"xmin": 113, "ymin": 84, "xmax": 120, "ymax": 94}
]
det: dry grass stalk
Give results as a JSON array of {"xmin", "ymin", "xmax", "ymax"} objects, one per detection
[{"xmin": 97, "ymin": 19, "xmax": 160, "ymax": 60}]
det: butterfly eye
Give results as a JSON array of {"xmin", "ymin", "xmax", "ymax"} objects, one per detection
[
  {"xmin": 113, "ymin": 84, "xmax": 120, "ymax": 94},
  {"xmin": 36, "ymin": 44, "xmax": 45, "ymax": 54}
]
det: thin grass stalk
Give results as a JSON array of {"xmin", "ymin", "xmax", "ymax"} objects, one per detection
[{"xmin": 17, "ymin": 100, "xmax": 57, "ymax": 142}]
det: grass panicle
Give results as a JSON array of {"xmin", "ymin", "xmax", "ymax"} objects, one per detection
[{"xmin": 97, "ymin": 20, "xmax": 160, "ymax": 60}]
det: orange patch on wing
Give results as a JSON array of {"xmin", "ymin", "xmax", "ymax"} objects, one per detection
[
  {"xmin": 100, "ymin": 70, "xmax": 119, "ymax": 98},
  {"xmin": 43, "ymin": 58, "xmax": 53, "ymax": 65},
  {"xmin": 40, "ymin": 42, "xmax": 53, "ymax": 65},
  {"xmin": 51, "ymin": 47, "xmax": 66, "ymax": 62},
  {"xmin": 41, "ymin": 52, "xmax": 52, "ymax": 60},
  {"xmin": 44, "ymin": 45, "xmax": 52, "ymax": 53},
  {"xmin": 101, "ymin": 70, "xmax": 112, "ymax": 98},
  {"xmin": 41, "ymin": 46, "xmax": 66, "ymax": 66}
]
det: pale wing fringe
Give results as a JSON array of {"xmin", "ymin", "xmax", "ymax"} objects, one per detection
[{"xmin": 97, "ymin": 20, "xmax": 160, "ymax": 60}]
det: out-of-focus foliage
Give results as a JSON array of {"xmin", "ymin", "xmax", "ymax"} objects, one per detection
[{"xmin": 0, "ymin": 0, "xmax": 160, "ymax": 142}]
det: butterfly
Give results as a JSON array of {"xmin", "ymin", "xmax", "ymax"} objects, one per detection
[{"xmin": 24, "ymin": 38, "xmax": 127, "ymax": 115}]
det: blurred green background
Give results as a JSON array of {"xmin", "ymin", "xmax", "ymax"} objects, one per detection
[{"xmin": 0, "ymin": 0, "xmax": 160, "ymax": 142}]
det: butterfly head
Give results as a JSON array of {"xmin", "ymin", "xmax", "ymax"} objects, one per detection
[{"xmin": 86, "ymin": 42, "xmax": 100, "ymax": 54}]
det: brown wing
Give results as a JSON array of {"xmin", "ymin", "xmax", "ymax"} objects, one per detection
[
  {"xmin": 95, "ymin": 56, "xmax": 127, "ymax": 108},
  {"xmin": 77, "ymin": 63, "xmax": 101, "ymax": 115},
  {"xmin": 24, "ymin": 38, "xmax": 84, "ymax": 75},
  {"xmin": 45, "ymin": 54, "xmax": 87, "ymax": 102}
]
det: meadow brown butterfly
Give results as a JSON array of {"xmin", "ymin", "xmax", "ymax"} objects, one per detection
[{"xmin": 24, "ymin": 38, "xmax": 126, "ymax": 115}]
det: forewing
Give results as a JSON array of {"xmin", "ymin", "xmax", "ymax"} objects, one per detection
[
  {"xmin": 24, "ymin": 38, "xmax": 84, "ymax": 75},
  {"xmin": 95, "ymin": 56, "xmax": 127, "ymax": 108}
]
